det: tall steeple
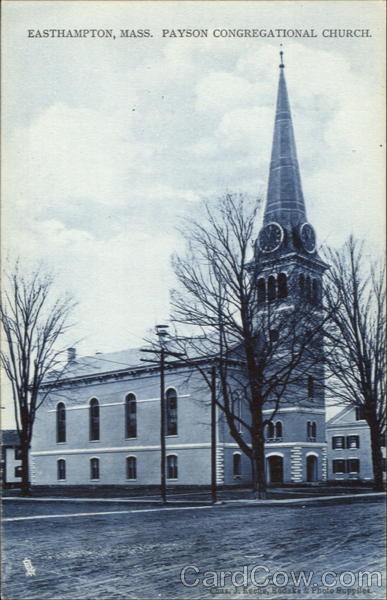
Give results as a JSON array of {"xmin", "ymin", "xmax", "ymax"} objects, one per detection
[
  {"xmin": 256, "ymin": 51, "xmax": 318, "ymax": 260},
  {"xmin": 264, "ymin": 50, "xmax": 306, "ymax": 227}
]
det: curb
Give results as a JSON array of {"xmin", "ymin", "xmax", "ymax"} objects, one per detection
[
  {"xmin": 219, "ymin": 491, "xmax": 386, "ymax": 507},
  {"xmin": 3, "ymin": 491, "xmax": 385, "ymax": 507}
]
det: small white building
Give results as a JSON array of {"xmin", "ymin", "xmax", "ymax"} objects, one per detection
[{"xmin": 326, "ymin": 406, "xmax": 386, "ymax": 482}]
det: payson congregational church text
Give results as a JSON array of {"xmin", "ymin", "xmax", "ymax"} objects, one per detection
[
  {"xmin": 26, "ymin": 28, "xmax": 372, "ymax": 39},
  {"xmin": 161, "ymin": 28, "xmax": 372, "ymax": 38}
]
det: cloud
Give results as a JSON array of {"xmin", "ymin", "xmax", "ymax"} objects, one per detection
[
  {"xmin": 195, "ymin": 71, "xmax": 256, "ymax": 112},
  {"xmin": 3, "ymin": 19, "xmax": 385, "ymax": 362},
  {"xmin": 5, "ymin": 216, "xmax": 179, "ymax": 352},
  {"xmin": 6, "ymin": 102, "xmax": 153, "ymax": 211}
]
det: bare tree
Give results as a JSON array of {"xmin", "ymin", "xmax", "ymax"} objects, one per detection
[
  {"xmin": 324, "ymin": 237, "xmax": 386, "ymax": 490},
  {"xmin": 171, "ymin": 194, "xmax": 326, "ymax": 498},
  {"xmin": 0, "ymin": 263, "xmax": 76, "ymax": 495}
]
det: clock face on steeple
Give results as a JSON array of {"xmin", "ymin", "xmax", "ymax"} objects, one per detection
[
  {"xmin": 258, "ymin": 222, "xmax": 284, "ymax": 253},
  {"xmin": 299, "ymin": 223, "xmax": 316, "ymax": 253}
]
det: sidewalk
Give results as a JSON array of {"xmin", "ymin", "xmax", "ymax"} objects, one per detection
[
  {"xmin": 3, "ymin": 491, "xmax": 385, "ymax": 507},
  {"xmin": 221, "ymin": 491, "xmax": 386, "ymax": 506}
]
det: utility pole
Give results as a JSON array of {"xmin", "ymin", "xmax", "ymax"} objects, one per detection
[
  {"xmin": 211, "ymin": 364, "xmax": 217, "ymax": 504},
  {"xmin": 140, "ymin": 324, "xmax": 170, "ymax": 505},
  {"xmin": 156, "ymin": 325, "xmax": 168, "ymax": 505},
  {"xmin": 159, "ymin": 344, "xmax": 166, "ymax": 504},
  {"xmin": 141, "ymin": 329, "xmax": 217, "ymax": 504}
]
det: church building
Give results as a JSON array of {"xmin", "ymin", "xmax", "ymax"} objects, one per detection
[{"xmin": 30, "ymin": 55, "xmax": 328, "ymax": 489}]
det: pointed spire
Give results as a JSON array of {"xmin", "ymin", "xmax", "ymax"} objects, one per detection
[{"xmin": 264, "ymin": 51, "xmax": 307, "ymax": 226}]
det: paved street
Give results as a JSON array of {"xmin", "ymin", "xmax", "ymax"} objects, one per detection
[{"xmin": 2, "ymin": 499, "xmax": 385, "ymax": 600}]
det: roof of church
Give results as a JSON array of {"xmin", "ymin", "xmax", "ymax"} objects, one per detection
[
  {"xmin": 264, "ymin": 52, "xmax": 307, "ymax": 228},
  {"xmin": 60, "ymin": 347, "xmax": 145, "ymax": 379},
  {"xmin": 45, "ymin": 339, "xmax": 222, "ymax": 384}
]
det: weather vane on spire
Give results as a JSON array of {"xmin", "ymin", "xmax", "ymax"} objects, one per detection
[{"xmin": 279, "ymin": 45, "xmax": 285, "ymax": 69}]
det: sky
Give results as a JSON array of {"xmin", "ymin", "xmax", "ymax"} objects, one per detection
[{"xmin": 1, "ymin": 1, "xmax": 386, "ymax": 426}]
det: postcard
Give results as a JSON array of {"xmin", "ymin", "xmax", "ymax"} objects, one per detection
[{"xmin": 1, "ymin": 1, "xmax": 385, "ymax": 600}]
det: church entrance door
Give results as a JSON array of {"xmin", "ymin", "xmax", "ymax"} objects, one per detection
[
  {"xmin": 306, "ymin": 455, "xmax": 318, "ymax": 482},
  {"xmin": 267, "ymin": 455, "xmax": 283, "ymax": 484}
]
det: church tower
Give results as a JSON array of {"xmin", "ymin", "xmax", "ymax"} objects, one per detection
[
  {"xmin": 255, "ymin": 50, "xmax": 327, "ymax": 301},
  {"xmin": 255, "ymin": 52, "xmax": 328, "ymax": 484}
]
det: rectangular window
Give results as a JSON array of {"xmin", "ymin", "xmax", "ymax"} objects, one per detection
[
  {"xmin": 347, "ymin": 459, "xmax": 360, "ymax": 473},
  {"xmin": 307, "ymin": 421, "xmax": 316, "ymax": 440},
  {"xmin": 347, "ymin": 435, "xmax": 360, "ymax": 449},
  {"xmin": 332, "ymin": 459, "xmax": 346, "ymax": 474},
  {"xmin": 14, "ymin": 448, "xmax": 22, "ymax": 460},
  {"xmin": 14, "ymin": 466, "xmax": 22, "ymax": 478},
  {"xmin": 332, "ymin": 436, "xmax": 345, "ymax": 449}
]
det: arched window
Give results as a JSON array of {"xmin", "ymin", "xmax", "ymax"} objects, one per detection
[
  {"xmin": 167, "ymin": 455, "xmax": 178, "ymax": 479},
  {"xmin": 90, "ymin": 458, "xmax": 99, "ymax": 480},
  {"xmin": 268, "ymin": 275, "xmax": 276, "ymax": 302},
  {"xmin": 56, "ymin": 403, "xmax": 66, "ymax": 443},
  {"xmin": 126, "ymin": 456, "xmax": 137, "ymax": 480},
  {"xmin": 257, "ymin": 278, "xmax": 266, "ymax": 304},
  {"xmin": 275, "ymin": 421, "xmax": 283, "ymax": 439},
  {"xmin": 278, "ymin": 273, "xmax": 288, "ymax": 299},
  {"xmin": 307, "ymin": 376, "xmax": 314, "ymax": 399},
  {"xmin": 125, "ymin": 394, "xmax": 137, "ymax": 438},
  {"xmin": 266, "ymin": 422, "xmax": 275, "ymax": 439},
  {"xmin": 299, "ymin": 273, "xmax": 305, "ymax": 297},
  {"xmin": 305, "ymin": 276, "xmax": 312, "ymax": 301},
  {"xmin": 233, "ymin": 453, "xmax": 241, "ymax": 477},
  {"xmin": 166, "ymin": 389, "xmax": 177, "ymax": 436},
  {"xmin": 312, "ymin": 279, "xmax": 320, "ymax": 304},
  {"xmin": 57, "ymin": 459, "xmax": 66, "ymax": 480},
  {"xmin": 89, "ymin": 399, "xmax": 100, "ymax": 441}
]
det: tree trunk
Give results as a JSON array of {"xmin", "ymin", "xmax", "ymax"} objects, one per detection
[
  {"xmin": 251, "ymin": 435, "xmax": 267, "ymax": 499},
  {"xmin": 20, "ymin": 443, "xmax": 31, "ymax": 496},
  {"xmin": 368, "ymin": 417, "xmax": 384, "ymax": 491}
]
